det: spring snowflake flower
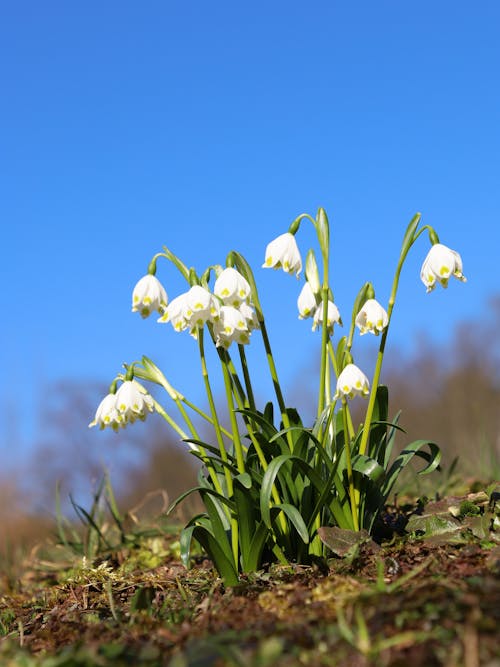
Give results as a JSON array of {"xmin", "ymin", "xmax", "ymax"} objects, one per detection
[
  {"xmin": 115, "ymin": 380, "xmax": 154, "ymax": 424},
  {"xmin": 158, "ymin": 292, "xmax": 190, "ymax": 331},
  {"xmin": 132, "ymin": 275, "xmax": 168, "ymax": 318},
  {"xmin": 214, "ymin": 267, "xmax": 251, "ymax": 307},
  {"xmin": 89, "ymin": 392, "xmax": 123, "ymax": 431},
  {"xmin": 312, "ymin": 300, "xmax": 341, "ymax": 334},
  {"xmin": 420, "ymin": 243, "xmax": 466, "ymax": 292},
  {"xmin": 214, "ymin": 305, "xmax": 250, "ymax": 348},
  {"xmin": 355, "ymin": 299, "xmax": 389, "ymax": 336},
  {"xmin": 334, "ymin": 364, "xmax": 370, "ymax": 400},
  {"xmin": 297, "ymin": 282, "xmax": 317, "ymax": 319},
  {"xmin": 185, "ymin": 285, "xmax": 220, "ymax": 330},
  {"xmin": 238, "ymin": 301, "xmax": 260, "ymax": 331},
  {"xmin": 263, "ymin": 232, "xmax": 302, "ymax": 277}
]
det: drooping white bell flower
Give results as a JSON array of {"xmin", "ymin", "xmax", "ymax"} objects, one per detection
[
  {"xmin": 355, "ymin": 299, "xmax": 389, "ymax": 336},
  {"xmin": 88, "ymin": 392, "xmax": 123, "ymax": 431},
  {"xmin": 132, "ymin": 275, "xmax": 168, "ymax": 318},
  {"xmin": 312, "ymin": 300, "xmax": 341, "ymax": 334},
  {"xmin": 185, "ymin": 285, "xmax": 220, "ymax": 330},
  {"xmin": 239, "ymin": 301, "xmax": 260, "ymax": 331},
  {"xmin": 420, "ymin": 243, "xmax": 467, "ymax": 292},
  {"xmin": 297, "ymin": 282, "xmax": 317, "ymax": 319},
  {"xmin": 213, "ymin": 305, "xmax": 250, "ymax": 348},
  {"xmin": 263, "ymin": 232, "xmax": 302, "ymax": 277},
  {"xmin": 214, "ymin": 267, "xmax": 251, "ymax": 307},
  {"xmin": 158, "ymin": 292, "xmax": 190, "ymax": 332},
  {"xmin": 115, "ymin": 380, "xmax": 154, "ymax": 424},
  {"xmin": 334, "ymin": 364, "xmax": 370, "ymax": 400}
]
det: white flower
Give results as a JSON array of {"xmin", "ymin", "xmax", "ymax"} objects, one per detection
[
  {"xmin": 239, "ymin": 301, "xmax": 260, "ymax": 331},
  {"xmin": 355, "ymin": 299, "xmax": 389, "ymax": 336},
  {"xmin": 263, "ymin": 232, "xmax": 302, "ymax": 277},
  {"xmin": 297, "ymin": 282, "xmax": 317, "ymax": 319},
  {"xmin": 89, "ymin": 392, "xmax": 123, "ymax": 431},
  {"xmin": 214, "ymin": 267, "xmax": 251, "ymax": 306},
  {"xmin": 185, "ymin": 285, "xmax": 220, "ymax": 330},
  {"xmin": 158, "ymin": 292, "xmax": 190, "ymax": 331},
  {"xmin": 214, "ymin": 305, "xmax": 250, "ymax": 348},
  {"xmin": 420, "ymin": 243, "xmax": 466, "ymax": 292},
  {"xmin": 334, "ymin": 364, "xmax": 370, "ymax": 400},
  {"xmin": 132, "ymin": 275, "xmax": 168, "ymax": 318},
  {"xmin": 312, "ymin": 300, "xmax": 341, "ymax": 334},
  {"xmin": 115, "ymin": 380, "xmax": 154, "ymax": 423}
]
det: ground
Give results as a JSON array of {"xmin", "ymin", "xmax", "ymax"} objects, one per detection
[{"xmin": 1, "ymin": 488, "xmax": 499, "ymax": 667}]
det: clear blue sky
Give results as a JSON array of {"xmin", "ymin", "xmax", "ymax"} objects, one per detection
[{"xmin": 2, "ymin": 1, "xmax": 499, "ymax": 461}]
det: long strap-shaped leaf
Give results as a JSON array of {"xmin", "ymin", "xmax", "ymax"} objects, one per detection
[{"xmin": 381, "ymin": 440, "xmax": 441, "ymax": 501}]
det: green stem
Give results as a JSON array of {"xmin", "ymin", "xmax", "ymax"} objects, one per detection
[
  {"xmin": 198, "ymin": 330, "xmax": 239, "ymax": 568},
  {"xmin": 197, "ymin": 330, "xmax": 233, "ymax": 494},
  {"xmin": 180, "ymin": 397, "xmax": 234, "ymax": 440},
  {"xmin": 258, "ymin": 319, "xmax": 294, "ymax": 451},
  {"xmin": 358, "ymin": 223, "xmax": 424, "ymax": 459},
  {"xmin": 151, "ymin": 400, "xmax": 188, "ymax": 440},
  {"xmin": 317, "ymin": 286, "xmax": 330, "ymax": 418},
  {"xmin": 220, "ymin": 354, "xmax": 246, "ymax": 474},
  {"xmin": 238, "ymin": 345, "xmax": 256, "ymax": 411},
  {"xmin": 342, "ymin": 399, "xmax": 359, "ymax": 531}
]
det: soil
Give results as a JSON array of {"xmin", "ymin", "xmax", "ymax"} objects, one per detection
[{"xmin": 1, "ymin": 491, "xmax": 499, "ymax": 667}]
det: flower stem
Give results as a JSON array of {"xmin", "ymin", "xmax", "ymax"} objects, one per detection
[
  {"xmin": 198, "ymin": 330, "xmax": 239, "ymax": 568},
  {"xmin": 358, "ymin": 221, "xmax": 422, "ymax": 459},
  {"xmin": 342, "ymin": 398, "xmax": 359, "ymax": 531},
  {"xmin": 317, "ymin": 286, "xmax": 330, "ymax": 418},
  {"xmin": 258, "ymin": 319, "xmax": 293, "ymax": 451},
  {"xmin": 238, "ymin": 344, "xmax": 256, "ymax": 411},
  {"xmin": 220, "ymin": 353, "xmax": 246, "ymax": 475},
  {"xmin": 197, "ymin": 330, "xmax": 233, "ymax": 494}
]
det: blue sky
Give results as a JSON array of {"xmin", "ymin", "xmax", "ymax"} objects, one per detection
[{"xmin": 2, "ymin": 1, "xmax": 499, "ymax": 463}]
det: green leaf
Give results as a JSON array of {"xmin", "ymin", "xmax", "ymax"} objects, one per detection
[
  {"xmin": 191, "ymin": 526, "xmax": 240, "ymax": 586},
  {"xmin": 245, "ymin": 522, "xmax": 271, "ymax": 572},
  {"xmin": 167, "ymin": 485, "xmax": 233, "ymax": 517},
  {"xmin": 233, "ymin": 476, "xmax": 256, "ymax": 572},
  {"xmin": 235, "ymin": 472, "xmax": 252, "ymax": 489},
  {"xmin": 400, "ymin": 213, "xmax": 422, "ymax": 258},
  {"xmin": 315, "ymin": 207, "xmax": 330, "ymax": 260},
  {"xmin": 273, "ymin": 504, "xmax": 309, "ymax": 544},
  {"xmin": 381, "ymin": 440, "xmax": 441, "ymax": 501},
  {"xmin": 352, "ymin": 454, "xmax": 385, "ymax": 484}
]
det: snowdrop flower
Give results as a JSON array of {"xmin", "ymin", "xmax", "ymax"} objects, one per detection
[
  {"xmin": 312, "ymin": 300, "xmax": 341, "ymax": 334},
  {"xmin": 355, "ymin": 299, "xmax": 389, "ymax": 336},
  {"xmin": 214, "ymin": 305, "xmax": 250, "ymax": 348},
  {"xmin": 158, "ymin": 292, "xmax": 190, "ymax": 331},
  {"xmin": 89, "ymin": 392, "xmax": 123, "ymax": 431},
  {"xmin": 263, "ymin": 232, "xmax": 302, "ymax": 277},
  {"xmin": 185, "ymin": 285, "xmax": 220, "ymax": 330},
  {"xmin": 334, "ymin": 364, "xmax": 370, "ymax": 400},
  {"xmin": 420, "ymin": 243, "xmax": 466, "ymax": 292},
  {"xmin": 214, "ymin": 267, "xmax": 251, "ymax": 307},
  {"xmin": 115, "ymin": 380, "xmax": 154, "ymax": 424},
  {"xmin": 297, "ymin": 282, "xmax": 317, "ymax": 319},
  {"xmin": 132, "ymin": 275, "xmax": 168, "ymax": 318}
]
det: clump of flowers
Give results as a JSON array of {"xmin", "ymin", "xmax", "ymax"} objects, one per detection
[{"xmin": 90, "ymin": 209, "xmax": 465, "ymax": 584}]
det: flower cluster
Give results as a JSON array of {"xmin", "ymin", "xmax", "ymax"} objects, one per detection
[
  {"xmin": 157, "ymin": 268, "xmax": 259, "ymax": 348},
  {"xmin": 89, "ymin": 207, "xmax": 466, "ymax": 585},
  {"xmin": 89, "ymin": 380, "xmax": 154, "ymax": 431}
]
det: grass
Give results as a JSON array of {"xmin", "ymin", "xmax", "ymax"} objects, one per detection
[{"xmin": 1, "ymin": 480, "xmax": 499, "ymax": 667}]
